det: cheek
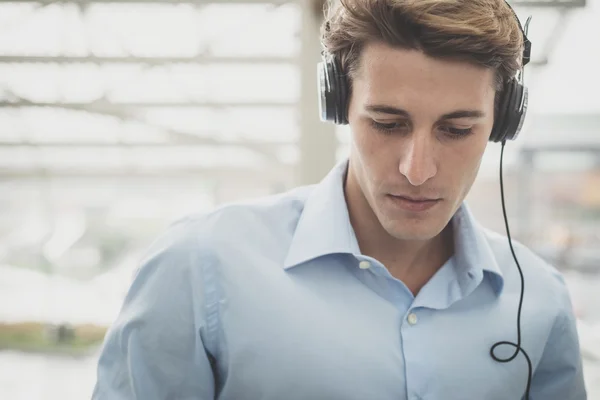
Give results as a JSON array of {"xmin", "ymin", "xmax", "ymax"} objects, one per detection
[
  {"xmin": 351, "ymin": 124, "xmax": 380, "ymax": 170},
  {"xmin": 353, "ymin": 119, "xmax": 399, "ymax": 160},
  {"xmin": 353, "ymin": 122, "xmax": 377, "ymax": 153},
  {"xmin": 350, "ymin": 125, "xmax": 391, "ymax": 192},
  {"xmin": 446, "ymin": 139, "xmax": 488, "ymax": 186}
]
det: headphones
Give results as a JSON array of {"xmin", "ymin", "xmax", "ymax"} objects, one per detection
[{"xmin": 317, "ymin": 1, "xmax": 532, "ymax": 143}]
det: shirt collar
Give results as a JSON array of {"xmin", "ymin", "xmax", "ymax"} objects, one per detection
[
  {"xmin": 451, "ymin": 203, "xmax": 505, "ymax": 295},
  {"xmin": 283, "ymin": 159, "xmax": 504, "ymax": 294},
  {"xmin": 283, "ymin": 160, "xmax": 360, "ymax": 268}
]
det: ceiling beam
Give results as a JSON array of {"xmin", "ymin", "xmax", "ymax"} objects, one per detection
[
  {"xmin": 1, "ymin": 0, "xmax": 582, "ymax": 6},
  {"xmin": 0, "ymin": 96, "xmax": 294, "ymax": 161},
  {"xmin": 0, "ymin": 0, "xmax": 583, "ymax": 7},
  {"xmin": 0, "ymin": 140, "xmax": 293, "ymax": 149},
  {"xmin": 0, "ymin": 138, "xmax": 292, "ymax": 165},
  {"xmin": 0, "ymin": 100, "xmax": 294, "ymax": 108},
  {"xmin": 521, "ymin": 145, "xmax": 600, "ymax": 154},
  {"xmin": 0, "ymin": 55, "xmax": 295, "ymax": 65},
  {"xmin": 0, "ymin": 166, "xmax": 294, "ymax": 180},
  {"xmin": 0, "ymin": 0, "xmax": 292, "ymax": 4},
  {"xmin": 0, "ymin": 0, "xmax": 584, "ymax": 8}
]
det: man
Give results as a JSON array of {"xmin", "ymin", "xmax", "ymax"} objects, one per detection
[{"xmin": 93, "ymin": 0, "xmax": 586, "ymax": 399}]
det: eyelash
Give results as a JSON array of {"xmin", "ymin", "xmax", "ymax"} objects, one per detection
[
  {"xmin": 370, "ymin": 120, "xmax": 408, "ymax": 135},
  {"xmin": 439, "ymin": 126, "xmax": 473, "ymax": 139},
  {"xmin": 370, "ymin": 120, "xmax": 473, "ymax": 139}
]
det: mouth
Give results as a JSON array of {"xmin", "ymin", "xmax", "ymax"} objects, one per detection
[{"xmin": 386, "ymin": 194, "xmax": 442, "ymax": 212}]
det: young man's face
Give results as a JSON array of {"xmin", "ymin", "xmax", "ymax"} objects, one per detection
[{"xmin": 346, "ymin": 41, "xmax": 496, "ymax": 242}]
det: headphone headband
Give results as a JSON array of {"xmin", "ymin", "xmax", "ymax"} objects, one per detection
[
  {"xmin": 503, "ymin": 1, "xmax": 532, "ymax": 67},
  {"xmin": 317, "ymin": 0, "xmax": 532, "ymax": 143}
]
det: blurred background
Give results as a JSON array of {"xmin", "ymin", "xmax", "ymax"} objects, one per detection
[{"xmin": 0, "ymin": 0, "xmax": 598, "ymax": 398}]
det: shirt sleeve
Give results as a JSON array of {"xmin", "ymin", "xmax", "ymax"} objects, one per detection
[
  {"xmin": 528, "ymin": 287, "xmax": 587, "ymax": 400},
  {"xmin": 92, "ymin": 219, "xmax": 217, "ymax": 400}
]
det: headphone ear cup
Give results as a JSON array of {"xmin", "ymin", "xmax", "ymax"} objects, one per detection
[
  {"xmin": 317, "ymin": 59, "xmax": 338, "ymax": 123},
  {"xmin": 330, "ymin": 58, "xmax": 342, "ymax": 124},
  {"xmin": 317, "ymin": 55, "xmax": 349, "ymax": 125},
  {"xmin": 326, "ymin": 60, "xmax": 339, "ymax": 123},
  {"xmin": 331, "ymin": 57, "xmax": 349, "ymax": 125},
  {"xmin": 335, "ymin": 59, "xmax": 349, "ymax": 125},
  {"xmin": 317, "ymin": 61, "xmax": 328, "ymax": 122},
  {"xmin": 503, "ymin": 83, "xmax": 526, "ymax": 141},
  {"xmin": 490, "ymin": 79, "xmax": 516, "ymax": 142}
]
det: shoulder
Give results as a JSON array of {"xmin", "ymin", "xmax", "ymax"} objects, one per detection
[
  {"xmin": 481, "ymin": 227, "xmax": 573, "ymax": 312},
  {"xmin": 200, "ymin": 185, "xmax": 311, "ymax": 229},
  {"xmin": 481, "ymin": 227, "xmax": 562, "ymax": 282},
  {"xmin": 140, "ymin": 185, "xmax": 314, "ymax": 268},
  {"xmin": 181, "ymin": 184, "xmax": 311, "ymax": 241}
]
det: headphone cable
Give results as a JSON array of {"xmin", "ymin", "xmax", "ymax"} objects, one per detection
[{"xmin": 489, "ymin": 140, "xmax": 533, "ymax": 399}]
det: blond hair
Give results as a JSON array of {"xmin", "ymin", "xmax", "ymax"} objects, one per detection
[{"xmin": 321, "ymin": 0, "xmax": 524, "ymax": 91}]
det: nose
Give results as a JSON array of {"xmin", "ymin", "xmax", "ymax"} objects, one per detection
[{"xmin": 398, "ymin": 132, "xmax": 437, "ymax": 186}]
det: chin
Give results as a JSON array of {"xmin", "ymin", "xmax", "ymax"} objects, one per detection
[
  {"xmin": 377, "ymin": 206, "xmax": 451, "ymax": 242},
  {"xmin": 383, "ymin": 222, "xmax": 443, "ymax": 242}
]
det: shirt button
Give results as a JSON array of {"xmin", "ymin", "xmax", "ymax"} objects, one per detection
[
  {"xmin": 358, "ymin": 260, "xmax": 371, "ymax": 270},
  {"xmin": 407, "ymin": 312, "xmax": 418, "ymax": 325}
]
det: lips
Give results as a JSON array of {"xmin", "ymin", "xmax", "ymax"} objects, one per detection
[
  {"xmin": 387, "ymin": 194, "xmax": 441, "ymax": 212},
  {"xmin": 393, "ymin": 195, "xmax": 440, "ymax": 202}
]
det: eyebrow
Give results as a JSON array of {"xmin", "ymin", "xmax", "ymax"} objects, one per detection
[
  {"xmin": 364, "ymin": 104, "xmax": 486, "ymax": 120},
  {"xmin": 439, "ymin": 110, "xmax": 486, "ymax": 120}
]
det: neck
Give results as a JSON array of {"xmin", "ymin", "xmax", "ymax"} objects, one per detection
[{"xmin": 344, "ymin": 168, "xmax": 454, "ymax": 295}]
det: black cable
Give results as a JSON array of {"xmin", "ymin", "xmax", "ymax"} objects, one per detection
[{"xmin": 489, "ymin": 140, "xmax": 533, "ymax": 399}]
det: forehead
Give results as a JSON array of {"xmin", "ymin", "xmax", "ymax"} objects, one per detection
[{"xmin": 354, "ymin": 42, "xmax": 496, "ymax": 111}]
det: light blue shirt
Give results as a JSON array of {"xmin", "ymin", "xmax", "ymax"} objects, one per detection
[{"xmin": 93, "ymin": 160, "xmax": 586, "ymax": 400}]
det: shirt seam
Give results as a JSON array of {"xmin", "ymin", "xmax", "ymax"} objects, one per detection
[{"xmin": 199, "ymin": 244, "xmax": 221, "ymax": 360}]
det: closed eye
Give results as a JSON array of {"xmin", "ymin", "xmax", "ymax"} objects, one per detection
[
  {"xmin": 439, "ymin": 125, "xmax": 473, "ymax": 138},
  {"xmin": 370, "ymin": 120, "xmax": 410, "ymax": 134},
  {"xmin": 370, "ymin": 119, "xmax": 474, "ymax": 139}
]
